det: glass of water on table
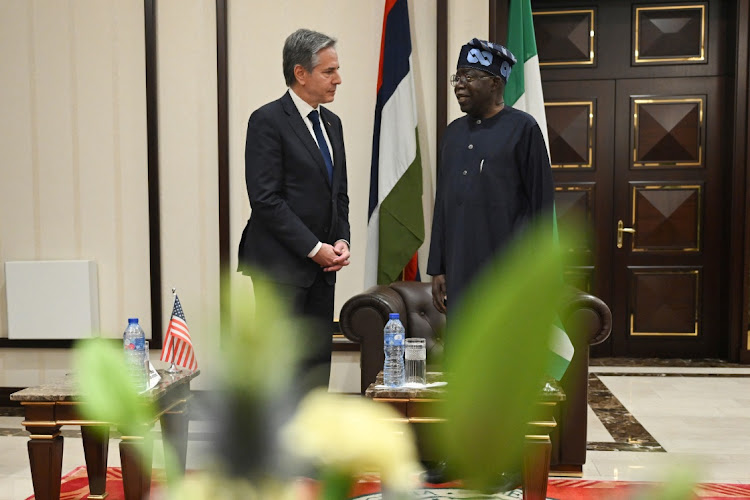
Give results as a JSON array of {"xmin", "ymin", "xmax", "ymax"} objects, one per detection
[{"xmin": 405, "ymin": 337, "xmax": 426, "ymax": 385}]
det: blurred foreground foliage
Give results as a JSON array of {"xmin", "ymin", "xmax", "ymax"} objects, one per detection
[
  {"xmin": 436, "ymin": 219, "xmax": 567, "ymax": 492},
  {"xmin": 74, "ymin": 338, "xmax": 155, "ymax": 437},
  {"xmin": 71, "ymin": 218, "xmax": 699, "ymax": 498}
]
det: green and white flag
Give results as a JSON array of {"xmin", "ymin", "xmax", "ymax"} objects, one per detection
[
  {"xmin": 505, "ymin": 0, "xmax": 574, "ymax": 380},
  {"xmin": 548, "ymin": 318, "xmax": 575, "ymax": 381},
  {"xmin": 504, "ymin": 0, "xmax": 549, "ymax": 149}
]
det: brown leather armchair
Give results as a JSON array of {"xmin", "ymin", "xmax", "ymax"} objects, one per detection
[{"xmin": 339, "ymin": 281, "xmax": 612, "ymax": 472}]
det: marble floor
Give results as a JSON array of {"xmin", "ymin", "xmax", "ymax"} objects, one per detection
[{"xmin": 2, "ymin": 359, "xmax": 750, "ymax": 499}]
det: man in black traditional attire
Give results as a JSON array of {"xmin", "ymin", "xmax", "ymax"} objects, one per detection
[
  {"xmin": 424, "ymin": 38, "xmax": 555, "ymax": 490},
  {"xmin": 428, "ymin": 38, "xmax": 554, "ymax": 319}
]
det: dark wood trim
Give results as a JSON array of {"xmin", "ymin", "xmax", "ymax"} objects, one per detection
[
  {"xmin": 145, "ymin": 0, "xmax": 163, "ymax": 348},
  {"xmin": 731, "ymin": 1, "xmax": 750, "ymax": 363},
  {"xmin": 742, "ymin": 2, "xmax": 750, "ymax": 364},
  {"xmin": 489, "ymin": 0, "xmax": 510, "ymax": 45},
  {"xmin": 216, "ymin": 0, "xmax": 230, "ymax": 339},
  {"xmin": 489, "ymin": 0, "xmax": 499, "ymax": 43},
  {"xmin": 0, "ymin": 387, "xmax": 24, "ymax": 408},
  {"xmin": 332, "ymin": 334, "xmax": 360, "ymax": 352},
  {"xmin": 436, "ymin": 0, "xmax": 447, "ymax": 175},
  {"xmin": 0, "ymin": 339, "xmax": 76, "ymax": 348}
]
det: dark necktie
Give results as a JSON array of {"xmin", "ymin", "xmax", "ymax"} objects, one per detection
[{"xmin": 308, "ymin": 109, "xmax": 333, "ymax": 184}]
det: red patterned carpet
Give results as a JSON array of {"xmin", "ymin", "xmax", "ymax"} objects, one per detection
[
  {"xmin": 24, "ymin": 466, "xmax": 163, "ymax": 500},
  {"xmin": 26, "ymin": 467, "xmax": 750, "ymax": 500}
]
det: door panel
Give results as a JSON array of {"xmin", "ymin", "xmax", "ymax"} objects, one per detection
[{"xmin": 612, "ymin": 77, "xmax": 725, "ymax": 357}]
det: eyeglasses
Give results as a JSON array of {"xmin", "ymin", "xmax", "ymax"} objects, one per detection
[{"xmin": 450, "ymin": 73, "xmax": 495, "ymax": 86}]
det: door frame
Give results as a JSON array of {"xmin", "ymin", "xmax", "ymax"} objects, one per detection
[{"xmin": 728, "ymin": 1, "xmax": 750, "ymax": 364}]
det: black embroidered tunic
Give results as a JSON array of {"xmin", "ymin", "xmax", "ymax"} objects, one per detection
[{"xmin": 427, "ymin": 106, "xmax": 554, "ymax": 312}]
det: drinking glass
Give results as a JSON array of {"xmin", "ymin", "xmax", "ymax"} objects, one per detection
[{"xmin": 405, "ymin": 337, "xmax": 426, "ymax": 385}]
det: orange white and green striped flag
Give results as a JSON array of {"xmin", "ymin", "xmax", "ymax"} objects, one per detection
[{"xmin": 365, "ymin": 0, "xmax": 425, "ymax": 287}]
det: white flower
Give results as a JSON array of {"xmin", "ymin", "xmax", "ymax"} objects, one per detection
[{"xmin": 281, "ymin": 389, "xmax": 422, "ymax": 492}]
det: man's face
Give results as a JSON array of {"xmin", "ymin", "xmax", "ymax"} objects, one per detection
[
  {"xmin": 453, "ymin": 69, "xmax": 499, "ymax": 118},
  {"xmin": 299, "ymin": 47, "xmax": 341, "ymax": 107}
]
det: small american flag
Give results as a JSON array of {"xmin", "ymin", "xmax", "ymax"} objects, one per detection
[{"xmin": 160, "ymin": 295, "xmax": 197, "ymax": 370}]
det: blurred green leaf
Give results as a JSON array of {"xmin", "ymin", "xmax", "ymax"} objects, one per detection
[
  {"xmin": 437, "ymin": 219, "xmax": 571, "ymax": 492},
  {"xmin": 73, "ymin": 338, "xmax": 155, "ymax": 437},
  {"xmin": 319, "ymin": 468, "xmax": 351, "ymax": 500},
  {"xmin": 221, "ymin": 276, "xmax": 303, "ymax": 398},
  {"xmin": 635, "ymin": 465, "xmax": 698, "ymax": 500}
]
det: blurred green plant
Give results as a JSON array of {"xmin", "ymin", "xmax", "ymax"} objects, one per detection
[
  {"xmin": 74, "ymin": 337, "xmax": 181, "ymax": 487},
  {"xmin": 71, "ymin": 217, "xmax": 706, "ymax": 499},
  {"xmin": 635, "ymin": 465, "xmax": 698, "ymax": 500},
  {"xmin": 220, "ymin": 277, "xmax": 302, "ymax": 399},
  {"xmin": 74, "ymin": 338, "xmax": 155, "ymax": 435},
  {"xmin": 436, "ymin": 219, "xmax": 571, "ymax": 492}
]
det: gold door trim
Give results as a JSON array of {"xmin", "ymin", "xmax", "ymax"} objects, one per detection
[
  {"xmin": 634, "ymin": 5, "xmax": 706, "ymax": 64},
  {"xmin": 546, "ymin": 101, "xmax": 594, "ymax": 169},
  {"xmin": 534, "ymin": 9, "xmax": 595, "ymax": 66},
  {"xmin": 630, "ymin": 183, "xmax": 702, "ymax": 252},
  {"xmin": 630, "ymin": 269, "xmax": 700, "ymax": 337},
  {"xmin": 633, "ymin": 97, "xmax": 704, "ymax": 168}
]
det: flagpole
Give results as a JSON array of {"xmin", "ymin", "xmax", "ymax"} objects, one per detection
[{"xmin": 165, "ymin": 287, "xmax": 180, "ymax": 374}]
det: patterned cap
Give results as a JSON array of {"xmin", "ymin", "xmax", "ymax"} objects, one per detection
[{"xmin": 457, "ymin": 38, "xmax": 517, "ymax": 82}]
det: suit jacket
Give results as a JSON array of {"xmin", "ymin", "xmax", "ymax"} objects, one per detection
[{"xmin": 237, "ymin": 91, "xmax": 350, "ymax": 287}]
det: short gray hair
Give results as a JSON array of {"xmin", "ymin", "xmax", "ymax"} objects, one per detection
[{"xmin": 283, "ymin": 29, "xmax": 337, "ymax": 87}]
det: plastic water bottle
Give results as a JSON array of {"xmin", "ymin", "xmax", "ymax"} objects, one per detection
[
  {"xmin": 123, "ymin": 318, "xmax": 147, "ymax": 389},
  {"xmin": 383, "ymin": 313, "xmax": 405, "ymax": 387}
]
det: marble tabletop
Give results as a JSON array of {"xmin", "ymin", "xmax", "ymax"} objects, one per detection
[
  {"xmin": 10, "ymin": 368, "xmax": 199, "ymax": 403},
  {"xmin": 365, "ymin": 371, "xmax": 565, "ymax": 402}
]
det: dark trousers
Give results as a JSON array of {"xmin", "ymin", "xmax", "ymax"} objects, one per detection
[{"xmin": 254, "ymin": 271, "xmax": 335, "ymax": 395}]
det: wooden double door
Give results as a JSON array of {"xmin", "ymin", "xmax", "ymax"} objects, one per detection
[{"xmin": 535, "ymin": 0, "xmax": 733, "ymax": 357}]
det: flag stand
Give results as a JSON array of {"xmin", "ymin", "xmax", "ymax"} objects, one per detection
[{"xmin": 165, "ymin": 287, "xmax": 180, "ymax": 374}]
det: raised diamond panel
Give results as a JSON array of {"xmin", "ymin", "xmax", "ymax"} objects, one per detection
[
  {"xmin": 634, "ymin": 5, "xmax": 706, "ymax": 63},
  {"xmin": 534, "ymin": 10, "xmax": 595, "ymax": 66},
  {"xmin": 634, "ymin": 98, "xmax": 703, "ymax": 167},
  {"xmin": 555, "ymin": 184, "xmax": 594, "ymax": 253},
  {"xmin": 629, "ymin": 268, "xmax": 700, "ymax": 336},
  {"xmin": 546, "ymin": 102, "xmax": 593, "ymax": 169},
  {"xmin": 632, "ymin": 184, "xmax": 701, "ymax": 252}
]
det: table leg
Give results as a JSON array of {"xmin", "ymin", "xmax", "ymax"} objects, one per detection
[
  {"xmin": 27, "ymin": 426, "xmax": 63, "ymax": 500},
  {"xmin": 120, "ymin": 434, "xmax": 153, "ymax": 500},
  {"xmin": 81, "ymin": 425, "xmax": 110, "ymax": 499},
  {"xmin": 159, "ymin": 397, "xmax": 189, "ymax": 479},
  {"xmin": 522, "ymin": 435, "xmax": 551, "ymax": 500}
]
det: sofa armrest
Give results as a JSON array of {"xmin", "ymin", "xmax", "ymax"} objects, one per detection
[
  {"xmin": 556, "ymin": 285, "xmax": 612, "ymax": 466},
  {"xmin": 559, "ymin": 285, "xmax": 613, "ymax": 346},
  {"xmin": 340, "ymin": 285, "xmax": 406, "ymax": 343}
]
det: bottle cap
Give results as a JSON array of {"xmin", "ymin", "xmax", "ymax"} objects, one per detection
[
  {"xmin": 128, "ymin": 318, "xmax": 139, "ymax": 324},
  {"xmin": 389, "ymin": 313, "xmax": 399, "ymax": 319}
]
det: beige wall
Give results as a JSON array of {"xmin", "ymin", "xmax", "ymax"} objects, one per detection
[
  {"xmin": 448, "ymin": 0, "xmax": 489, "ymax": 122},
  {"xmin": 0, "ymin": 0, "xmax": 491, "ymax": 392},
  {"xmin": 0, "ymin": 0, "xmax": 150, "ymax": 340},
  {"xmin": 156, "ymin": 0, "xmax": 222, "ymax": 390}
]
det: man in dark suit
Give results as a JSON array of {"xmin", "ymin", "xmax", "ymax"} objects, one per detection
[{"xmin": 238, "ymin": 29, "xmax": 350, "ymax": 392}]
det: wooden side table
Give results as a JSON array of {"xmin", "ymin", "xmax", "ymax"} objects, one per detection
[
  {"xmin": 11, "ymin": 369, "xmax": 199, "ymax": 500},
  {"xmin": 365, "ymin": 371, "xmax": 564, "ymax": 500}
]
